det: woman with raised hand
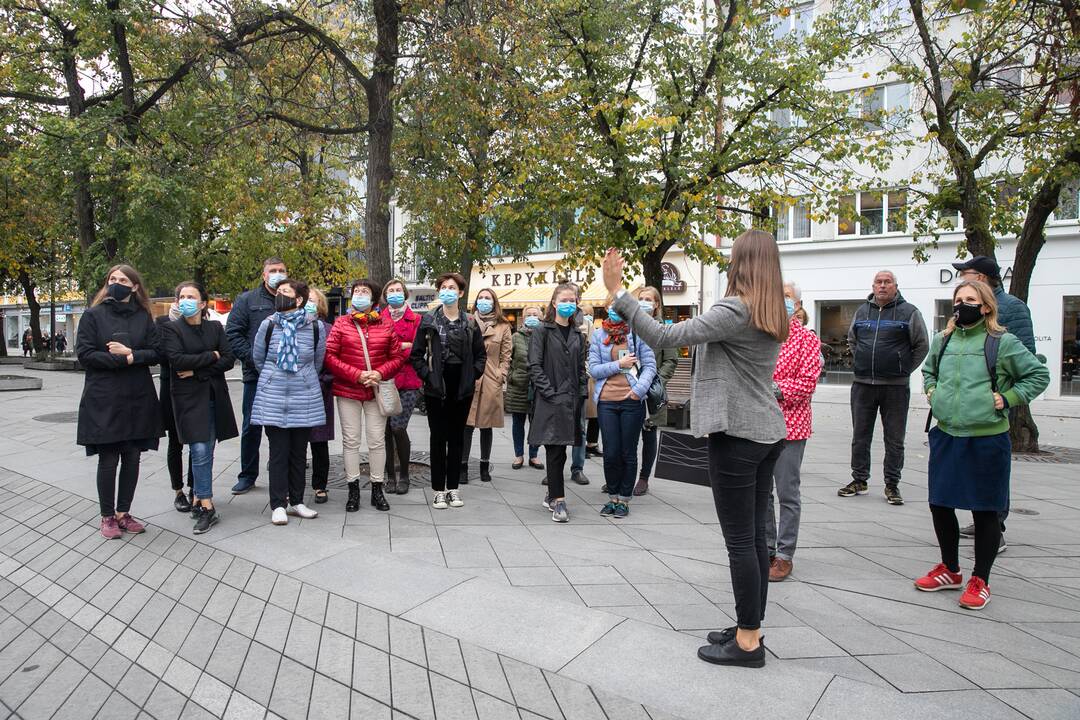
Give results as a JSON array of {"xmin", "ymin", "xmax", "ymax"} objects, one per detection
[
  {"xmin": 160, "ymin": 281, "xmax": 238, "ymax": 535},
  {"xmin": 462, "ymin": 288, "xmax": 513, "ymax": 483},
  {"xmin": 76, "ymin": 264, "xmax": 163, "ymax": 539},
  {"xmin": 632, "ymin": 286, "xmax": 679, "ymax": 497},
  {"xmin": 306, "ymin": 288, "xmax": 337, "ymax": 505},
  {"xmin": 381, "ymin": 279, "xmax": 423, "ymax": 495},
  {"xmin": 251, "ymin": 279, "xmax": 327, "ymax": 526},
  {"xmin": 505, "ymin": 306, "xmax": 545, "ymax": 471},
  {"xmin": 602, "ymin": 231, "xmax": 789, "ymax": 668}
]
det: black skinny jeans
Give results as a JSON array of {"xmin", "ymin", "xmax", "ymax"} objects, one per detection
[
  {"xmin": 266, "ymin": 426, "xmax": 311, "ymax": 510},
  {"xmin": 384, "ymin": 424, "xmax": 412, "ymax": 478},
  {"xmin": 165, "ymin": 429, "xmax": 193, "ymax": 492},
  {"xmin": 310, "ymin": 441, "xmax": 329, "ymax": 491},
  {"xmin": 931, "ymin": 504, "xmax": 1001, "ymax": 581},
  {"xmin": 544, "ymin": 445, "xmax": 568, "ymax": 499},
  {"xmin": 707, "ymin": 432, "xmax": 784, "ymax": 630},
  {"xmin": 462, "ymin": 426, "xmax": 493, "ymax": 462},
  {"xmin": 586, "ymin": 418, "xmax": 600, "ymax": 446},
  {"xmin": 640, "ymin": 424, "xmax": 658, "ymax": 481},
  {"xmin": 427, "ymin": 363, "xmax": 471, "ymax": 492},
  {"xmin": 97, "ymin": 447, "xmax": 141, "ymax": 517}
]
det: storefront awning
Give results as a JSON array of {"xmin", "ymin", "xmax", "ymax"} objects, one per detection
[{"xmin": 491, "ymin": 280, "xmax": 613, "ymax": 310}]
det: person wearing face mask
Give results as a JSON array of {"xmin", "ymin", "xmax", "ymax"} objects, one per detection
[
  {"xmin": 916, "ymin": 280, "xmax": 1048, "ymax": 610},
  {"xmin": 226, "ymin": 257, "xmax": 289, "ymax": 495},
  {"xmin": 77, "ymin": 264, "xmax": 163, "ymax": 539},
  {"xmin": 462, "ymin": 289, "xmax": 513, "ymax": 483},
  {"xmin": 380, "ymin": 279, "xmax": 423, "ymax": 494},
  {"xmin": 160, "ymin": 281, "xmax": 238, "ymax": 535},
  {"xmin": 155, "ymin": 301, "xmax": 193, "ymax": 513},
  {"xmin": 505, "ymin": 306, "xmax": 545, "ymax": 470},
  {"xmin": 324, "ymin": 279, "xmax": 406, "ymax": 512},
  {"xmin": 409, "ymin": 272, "xmax": 487, "ymax": 509},
  {"xmin": 529, "ymin": 283, "xmax": 590, "ymax": 522},
  {"xmin": 306, "ymin": 289, "xmax": 337, "ymax": 504},
  {"xmin": 251, "ymin": 279, "xmax": 327, "ymax": 525},
  {"xmin": 632, "ymin": 286, "xmax": 679, "ymax": 497}
]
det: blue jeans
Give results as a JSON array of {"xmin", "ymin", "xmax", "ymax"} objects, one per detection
[
  {"xmin": 238, "ymin": 380, "xmax": 262, "ymax": 485},
  {"xmin": 190, "ymin": 404, "xmax": 217, "ymax": 500},
  {"xmin": 597, "ymin": 399, "xmax": 646, "ymax": 499},
  {"xmin": 511, "ymin": 413, "xmax": 538, "ymax": 460}
]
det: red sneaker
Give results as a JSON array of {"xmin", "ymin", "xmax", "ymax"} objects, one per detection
[
  {"xmin": 959, "ymin": 577, "xmax": 991, "ymax": 610},
  {"xmin": 100, "ymin": 516, "xmax": 122, "ymax": 540},
  {"xmin": 913, "ymin": 563, "xmax": 963, "ymax": 592},
  {"xmin": 116, "ymin": 515, "xmax": 146, "ymax": 534}
]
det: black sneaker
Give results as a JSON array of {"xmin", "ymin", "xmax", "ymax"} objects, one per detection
[
  {"xmin": 884, "ymin": 485, "xmax": 904, "ymax": 505},
  {"xmin": 174, "ymin": 492, "xmax": 192, "ymax": 513},
  {"xmin": 193, "ymin": 507, "xmax": 218, "ymax": 535},
  {"xmin": 571, "ymin": 471, "xmax": 589, "ymax": 485},
  {"xmin": 837, "ymin": 481, "xmax": 868, "ymax": 497},
  {"xmin": 959, "ymin": 523, "xmax": 976, "ymax": 538},
  {"xmin": 697, "ymin": 640, "xmax": 765, "ymax": 668},
  {"xmin": 707, "ymin": 626, "xmax": 766, "ymax": 645}
]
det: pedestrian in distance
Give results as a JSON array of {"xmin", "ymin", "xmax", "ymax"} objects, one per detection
[
  {"xmin": 381, "ymin": 278, "xmax": 424, "ymax": 495},
  {"xmin": 306, "ymin": 288, "xmax": 337, "ymax": 505},
  {"xmin": 76, "ymin": 264, "xmax": 162, "ymax": 540},
  {"xmin": 915, "ymin": 280, "xmax": 1048, "ymax": 610},
  {"xmin": 506, "ymin": 306, "xmax": 545, "ymax": 471},
  {"xmin": 463, "ymin": 288, "xmax": 513, "ymax": 483},
  {"xmin": 633, "ymin": 286, "xmax": 679, "ymax": 497}
]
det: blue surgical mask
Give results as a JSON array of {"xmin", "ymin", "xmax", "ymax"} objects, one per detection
[
  {"xmin": 524, "ymin": 316, "xmax": 541, "ymax": 328},
  {"xmin": 352, "ymin": 294, "xmax": 372, "ymax": 312},
  {"xmin": 439, "ymin": 289, "xmax": 459, "ymax": 306},
  {"xmin": 584, "ymin": 315, "xmax": 593, "ymax": 326},
  {"xmin": 784, "ymin": 298, "xmax": 796, "ymax": 317},
  {"xmin": 607, "ymin": 308, "xmax": 622, "ymax": 323},
  {"xmin": 386, "ymin": 292, "xmax": 406, "ymax": 308},
  {"xmin": 305, "ymin": 301, "xmax": 317, "ymax": 316},
  {"xmin": 639, "ymin": 301, "xmax": 654, "ymax": 315},
  {"xmin": 178, "ymin": 299, "xmax": 200, "ymax": 318},
  {"xmin": 556, "ymin": 302, "xmax": 577, "ymax": 318},
  {"xmin": 267, "ymin": 272, "xmax": 287, "ymax": 289},
  {"xmin": 475, "ymin": 299, "xmax": 494, "ymax": 314}
]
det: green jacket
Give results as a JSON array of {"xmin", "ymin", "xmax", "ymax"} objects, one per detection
[
  {"xmin": 922, "ymin": 321, "xmax": 1049, "ymax": 437},
  {"xmin": 504, "ymin": 328, "xmax": 533, "ymax": 414},
  {"xmin": 648, "ymin": 346, "xmax": 680, "ymax": 426}
]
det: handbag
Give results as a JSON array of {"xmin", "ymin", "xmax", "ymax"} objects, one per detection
[
  {"xmin": 631, "ymin": 332, "xmax": 667, "ymax": 415},
  {"xmin": 354, "ymin": 321, "xmax": 403, "ymax": 417}
]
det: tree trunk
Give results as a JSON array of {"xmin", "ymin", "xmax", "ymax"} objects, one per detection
[
  {"xmin": 59, "ymin": 29, "xmax": 99, "ymax": 257},
  {"xmin": 458, "ymin": 238, "xmax": 475, "ymax": 315},
  {"xmin": 1009, "ymin": 405, "xmax": 1040, "ymax": 454},
  {"xmin": 363, "ymin": 0, "xmax": 400, "ymax": 287},
  {"xmin": 17, "ymin": 269, "xmax": 44, "ymax": 357},
  {"xmin": 642, "ymin": 246, "xmax": 666, "ymax": 300}
]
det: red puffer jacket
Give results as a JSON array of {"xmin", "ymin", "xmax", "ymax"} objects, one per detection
[
  {"xmin": 381, "ymin": 306, "xmax": 423, "ymax": 391},
  {"xmin": 325, "ymin": 312, "xmax": 406, "ymax": 402}
]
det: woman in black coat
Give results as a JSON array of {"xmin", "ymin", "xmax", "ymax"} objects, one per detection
[
  {"xmin": 161, "ymin": 281, "xmax": 238, "ymax": 536},
  {"xmin": 156, "ymin": 308, "xmax": 193, "ymax": 513},
  {"xmin": 76, "ymin": 264, "xmax": 163, "ymax": 540}
]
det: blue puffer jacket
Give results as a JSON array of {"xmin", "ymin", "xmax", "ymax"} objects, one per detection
[
  {"xmin": 994, "ymin": 285, "xmax": 1036, "ymax": 355},
  {"xmin": 251, "ymin": 314, "xmax": 327, "ymax": 428},
  {"xmin": 588, "ymin": 328, "xmax": 657, "ymax": 402}
]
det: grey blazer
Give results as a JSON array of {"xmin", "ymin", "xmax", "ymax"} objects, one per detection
[{"xmin": 612, "ymin": 292, "xmax": 786, "ymax": 443}]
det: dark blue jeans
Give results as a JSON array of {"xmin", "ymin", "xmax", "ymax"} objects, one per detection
[
  {"xmin": 597, "ymin": 398, "xmax": 646, "ymax": 499},
  {"xmin": 511, "ymin": 412, "xmax": 539, "ymax": 460},
  {"xmin": 238, "ymin": 380, "xmax": 263, "ymax": 485}
]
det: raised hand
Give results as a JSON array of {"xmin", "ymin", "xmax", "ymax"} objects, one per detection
[{"xmin": 602, "ymin": 248, "xmax": 624, "ymax": 294}]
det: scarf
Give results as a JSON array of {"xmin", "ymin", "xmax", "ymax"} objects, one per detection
[
  {"xmin": 476, "ymin": 310, "xmax": 497, "ymax": 325},
  {"xmin": 388, "ymin": 306, "xmax": 406, "ymax": 322},
  {"xmin": 602, "ymin": 319, "xmax": 629, "ymax": 346},
  {"xmin": 274, "ymin": 308, "xmax": 307, "ymax": 373},
  {"xmin": 352, "ymin": 309, "xmax": 381, "ymax": 326}
]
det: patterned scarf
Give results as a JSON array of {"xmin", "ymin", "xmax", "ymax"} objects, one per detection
[
  {"xmin": 274, "ymin": 308, "xmax": 307, "ymax": 373},
  {"xmin": 352, "ymin": 309, "xmax": 381, "ymax": 326},
  {"xmin": 602, "ymin": 319, "xmax": 629, "ymax": 346}
]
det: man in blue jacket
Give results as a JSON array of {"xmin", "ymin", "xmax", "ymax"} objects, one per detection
[{"xmin": 226, "ymin": 257, "xmax": 288, "ymax": 494}]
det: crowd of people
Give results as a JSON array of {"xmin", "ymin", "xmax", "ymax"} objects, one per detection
[
  {"xmin": 21, "ymin": 327, "xmax": 67, "ymax": 356},
  {"xmin": 74, "ymin": 240, "xmax": 1048, "ymax": 669}
]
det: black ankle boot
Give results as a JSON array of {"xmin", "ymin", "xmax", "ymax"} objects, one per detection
[
  {"xmin": 346, "ymin": 481, "xmax": 360, "ymax": 512},
  {"xmin": 371, "ymin": 483, "xmax": 390, "ymax": 511},
  {"xmin": 383, "ymin": 471, "xmax": 397, "ymax": 495},
  {"xmin": 460, "ymin": 462, "xmax": 470, "ymax": 484},
  {"xmin": 480, "ymin": 460, "xmax": 492, "ymax": 483},
  {"xmin": 396, "ymin": 472, "xmax": 410, "ymax": 494}
]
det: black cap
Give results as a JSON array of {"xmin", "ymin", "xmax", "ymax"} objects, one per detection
[{"xmin": 952, "ymin": 256, "xmax": 1001, "ymax": 279}]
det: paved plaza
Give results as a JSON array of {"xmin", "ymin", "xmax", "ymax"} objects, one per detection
[{"xmin": 1, "ymin": 367, "xmax": 1080, "ymax": 719}]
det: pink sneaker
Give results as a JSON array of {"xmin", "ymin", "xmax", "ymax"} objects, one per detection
[
  {"xmin": 100, "ymin": 516, "xmax": 122, "ymax": 539},
  {"xmin": 116, "ymin": 515, "xmax": 145, "ymax": 534}
]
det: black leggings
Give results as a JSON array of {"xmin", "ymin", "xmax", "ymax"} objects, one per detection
[
  {"xmin": 931, "ymin": 504, "xmax": 1000, "ymax": 581},
  {"xmin": 384, "ymin": 424, "xmax": 412, "ymax": 478},
  {"xmin": 97, "ymin": 448, "xmax": 141, "ymax": 517},
  {"xmin": 462, "ymin": 426, "xmax": 493, "ymax": 462},
  {"xmin": 310, "ymin": 441, "xmax": 329, "ymax": 491},
  {"xmin": 165, "ymin": 430, "xmax": 193, "ymax": 492},
  {"xmin": 586, "ymin": 418, "xmax": 600, "ymax": 446}
]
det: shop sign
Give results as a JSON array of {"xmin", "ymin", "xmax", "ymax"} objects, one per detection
[
  {"xmin": 939, "ymin": 265, "xmax": 1013, "ymax": 284},
  {"xmin": 661, "ymin": 262, "xmax": 687, "ymax": 293},
  {"xmin": 485, "ymin": 268, "xmax": 591, "ymax": 288}
]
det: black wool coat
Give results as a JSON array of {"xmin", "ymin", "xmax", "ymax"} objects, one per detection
[
  {"xmin": 527, "ymin": 320, "xmax": 589, "ymax": 447},
  {"xmin": 75, "ymin": 300, "xmax": 163, "ymax": 447},
  {"xmin": 155, "ymin": 315, "xmax": 177, "ymax": 434},
  {"xmin": 160, "ymin": 318, "xmax": 239, "ymax": 445}
]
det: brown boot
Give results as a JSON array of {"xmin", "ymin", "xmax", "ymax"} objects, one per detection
[
  {"xmin": 769, "ymin": 558, "xmax": 793, "ymax": 582},
  {"xmin": 633, "ymin": 477, "xmax": 649, "ymax": 496}
]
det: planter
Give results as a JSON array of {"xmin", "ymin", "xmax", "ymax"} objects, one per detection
[
  {"xmin": 0, "ymin": 375, "xmax": 43, "ymax": 391},
  {"xmin": 24, "ymin": 358, "xmax": 81, "ymax": 371}
]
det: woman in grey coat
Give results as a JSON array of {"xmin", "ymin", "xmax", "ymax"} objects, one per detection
[{"xmin": 252, "ymin": 279, "xmax": 327, "ymax": 526}]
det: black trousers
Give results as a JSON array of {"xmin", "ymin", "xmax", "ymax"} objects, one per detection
[
  {"xmin": 586, "ymin": 418, "xmax": 600, "ymax": 446},
  {"xmin": 166, "ymin": 429, "xmax": 193, "ymax": 492},
  {"xmin": 462, "ymin": 426, "xmax": 493, "ymax": 462},
  {"xmin": 427, "ymin": 364, "xmax": 471, "ymax": 492},
  {"xmin": 310, "ymin": 441, "xmax": 329, "ymax": 491},
  {"xmin": 850, "ymin": 383, "xmax": 910, "ymax": 486},
  {"xmin": 544, "ymin": 445, "xmax": 568, "ymax": 499},
  {"xmin": 931, "ymin": 504, "xmax": 1001, "ymax": 581},
  {"xmin": 97, "ymin": 448, "xmax": 141, "ymax": 517},
  {"xmin": 266, "ymin": 426, "xmax": 311, "ymax": 509},
  {"xmin": 384, "ymin": 424, "xmax": 412, "ymax": 478},
  {"xmin": 707, "ymin": 432, "xmax": 784, "ymax": 630}
]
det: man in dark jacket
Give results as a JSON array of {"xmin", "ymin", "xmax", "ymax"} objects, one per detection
[
  {"xmin": 225, "ymin": 257, "xmax": 287, "ymax": 494},
  {"xmin": 839, "ymin": 270, "xmax": 929, "ymax": 506},
  {"xmin": 953, "ymin": 256, "xmax": 1036, "ymax": 354}
]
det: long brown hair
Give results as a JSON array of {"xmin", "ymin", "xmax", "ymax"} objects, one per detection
[
  {"xmin": 92, "ymin": 264, "xmax": 152, "ymax": 315},
  {"xmin": 725, "ymin": 230, "xmax": 789, "ymax": 342},
  {"xmin": 944, "ymin": 280, "xmax": 1005, "ymax": 336},
  {"xmin": 634, "ymin": 285, "xmax": 664, "ymax": 320},
  {"xmin": 543, "ymin": 282, "xmax": 580, "ymax": 323},
  {"xmin": 472, "ymin": 287, "xmax": 508, "ymax": 325}
]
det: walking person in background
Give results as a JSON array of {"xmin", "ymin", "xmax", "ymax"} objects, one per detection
[
  {"xmin": 529, "ymin": 283, "xmax": 589, "ymax": 523},
  {"xmin": 915, "ymin": 280, "xmax": 1049, "ymax": 609},
  {"xmin": 306, "ymin": 289, "xmax": 336, "ymax": 505},
  {"xmin": 251, "ymin": 279, "xmax": 326, "ymax": 526},
  {"xmin": 838, "ymin": 270, "xmax": 929, "ymax": 506},
  {"xmin": 226, "ymin": 257, "xmax": 288, "ymax": 495},
  {"xmin": 21, "ymin": 328, "xmax": 32, "ymax": 357},
  {"xmin": 506, "ymin": 306, "xmax": 544, "ymax": 471},
  {"xmin": 590, "ymin": 295, "xmax": 656, "ymax": 518},
  {"xmin": 634, "ymin": 286, "xmax": 679, "ymax": 496},
  {"xmin": 381, "ymin": 279, "xmax": 423, "ymax": 495},
  {"xmin": 325, "ymin": 279, "xmax": 405, "ymax": 512},
  {"xmin": 156, "ymin": 301, "xmax": 193, "ymax": 513},
  {"xmin": 410, "ymin": 273, "xmax": 486, "ymax": 509},
  {"xmin": 161, "ymin": 281, "xmax": 238, "ymax": 535},
  {"xmin": 463, "ymin": 288, "xmax": 513, "ymax": 483},
  {"xmin": 76, "ymin": 265, "xmax": 162, "ymax": 539},
  {"xmin": 765, "ymin": 282, "xmax": 822, "ymax": 582},
  {"xmin": 603, "ymin": 231, "xmax": 789, "ymax": 668}
]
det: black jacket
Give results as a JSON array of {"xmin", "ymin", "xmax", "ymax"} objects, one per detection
[
  {"xmin": 155, "ymin": 315, "xmax": 178, "ymax": 434},
  {"xmin": 75, "ymin": 300, "xmax": 163, "ymax": 447},
  {"xmin": 225, "ymin": 283, "xmax": 277, "ymax": 383},
  {"xmin": 409, "ymin": 308, "xmax": 487, "ymax": 400},
  {"xmin": 527, "ymin": 320, "xmax": 588, "ymax": 446},
  {"xmin": 847, "ymin": 292, "xmax": 930, "ymax": 386},
  {"xmin": 161, "ymin": 318, "xmax": 239, "ymax": 445}
]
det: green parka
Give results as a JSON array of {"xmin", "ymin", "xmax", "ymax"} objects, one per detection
[{"xmin": 504, "ymin": 327, "xmax": 533, "ymax": 414}]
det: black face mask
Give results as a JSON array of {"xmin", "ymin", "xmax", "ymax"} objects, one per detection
[
  {"xmin": 274, "ymin": 294, "xmax": 299, "ymax": 313},
  {"xmin": 106, "ymin": 283, "xmax": 134, "ymax": 302},
  {"xmin": 953, "ymin": 302, "xmax": 983, "ymax": 327}
]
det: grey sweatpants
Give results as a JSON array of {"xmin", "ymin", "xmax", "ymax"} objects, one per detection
[{"xmin": 766, "ymin": 439, "xmax": 807, "ymax": 562}]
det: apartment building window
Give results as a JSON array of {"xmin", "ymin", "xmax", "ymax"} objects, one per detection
[
  {"xmin": 770, "ymin": 107, "xmax": 806, "ymax": 128},
  {"xmin": 837, "ymin": 190, "xmax": 908, "ymax": 237},
  {"xmin": 858, "ymin": 0, "xmax": 912, "ymax": 33},
  {"xmin": 773, "ymin": 3, "xmax": 813, "ymax": 39},
  {"xmin": 1055, "ymin": 179, "xmax": 1080, "ymax": 221},
  {"xmin": 773, "ymin": 199, "xmax": 813, "ymax": 241},
  {"xmin": 849, "ymin": 82, "xmax": 910, "ymax": 131}
]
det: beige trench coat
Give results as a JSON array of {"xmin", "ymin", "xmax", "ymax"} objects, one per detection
[{"xmin": 467, "ymin": 318, "xmax": 513, "ymax": 428}]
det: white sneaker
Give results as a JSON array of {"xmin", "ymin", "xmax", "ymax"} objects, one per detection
[
  {"xmin": 447, "ymin": 490, "xmax": 464, "ymax": 508},
  {"xmin": 287, "ymin": 504, "xmax": 318, "ymax": 519},
  {"xmin": 432, "ymin": 492, "xmax": 448, "ymax": 510},
  {"xmin": 271, "ymin": 507, "xmax": 288, "ymax": 525}
]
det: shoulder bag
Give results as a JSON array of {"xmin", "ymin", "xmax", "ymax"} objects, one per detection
[{"xmin": 355, "ymin": 321, "xmax": 403, "ymax": 416}]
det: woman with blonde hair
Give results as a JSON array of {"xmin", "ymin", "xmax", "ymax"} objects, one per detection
[
  {"xmin": 462, "ymin": 288, "xmax": 513, "ymax": 483},
  {"xmin": 915, "ymin": 280, "xmax": 1048, "ymax": 610},
  {"xmin": 602, "ymin": 230, "xmax": 789, "ymax": 668},
  {"xmin": 632, "ymin": 286, "xmax": 679, "ymax": 496}
]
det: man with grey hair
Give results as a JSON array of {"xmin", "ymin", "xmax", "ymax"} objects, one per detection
[{"xmin": 839, "ymin": 270, "xmax": 929, "ymax": 505}]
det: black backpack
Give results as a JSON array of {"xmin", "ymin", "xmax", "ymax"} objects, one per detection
[{"xmin": 924, "ymin": 332, "xmax": 1001, "ymax": 432}]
